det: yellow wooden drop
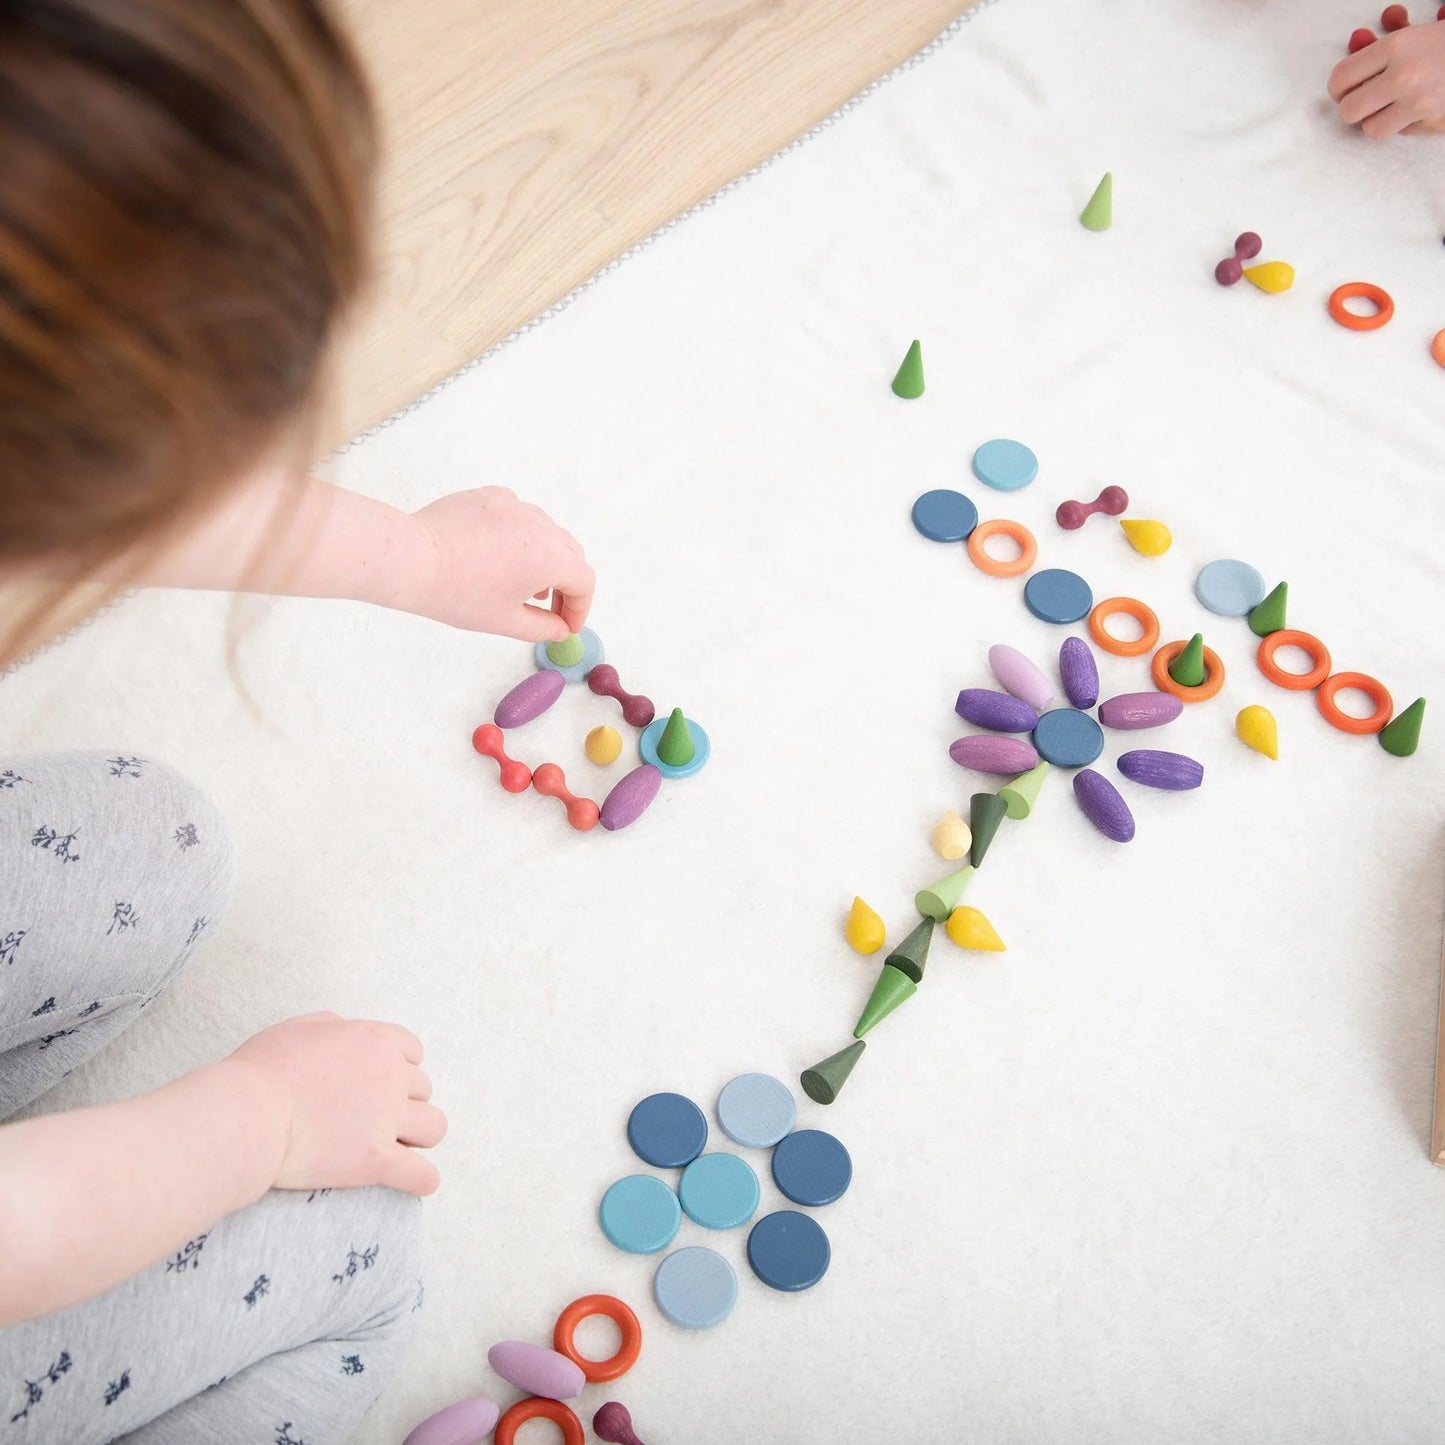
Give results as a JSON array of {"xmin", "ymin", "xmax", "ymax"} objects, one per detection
[
  {"xmin": 1243, "ymin": 261, "xmax": 1294, "ymax": 295},
  {"xmin": 945, "ymin": 906, "xmax": 1006, "ymax": 952},
  {"xmin": 1235, "ymin": 705, "xmax": 1279, "ymax": 760},
  {"xmin": 585, "ymin": 725, "xmax": 622, "ymax": 766},
  {"xmin": 845, "ymin": 896, "xmax": 886, "ymax": 955},
  {"xmin": 1119, "ymin": 517, "xmax": 1172, "ymax": 557},
  {"xmin": 931, "ymin": 810, "xmax": 972, "ymax": 861}
]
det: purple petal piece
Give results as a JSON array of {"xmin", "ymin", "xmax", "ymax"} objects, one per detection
[
  {"xmin": 1098, "ymin": 692, "xmax": 1184, "ymax": 731},
  {"xmin": 1073, "ymin": 768, "xmax": 1136, "ymax": 841},
  {"xmin": 954, "ymin": 689, "xmax": 1040, "ymax": 733},
  {"xmin": 1059, "ymin": 636, "xmax": 1100, "ymax": 710},
  {"xmin": 1116, "ymin": 750, "xmax": 1204, "ymax": 791},
  {"xmin": 949, "ymin": 735, "xmax": 1040, "ymax": 775},
  {"xmin": 987, "ymin": 645, "xmax": 1055, "ymax": 711}
]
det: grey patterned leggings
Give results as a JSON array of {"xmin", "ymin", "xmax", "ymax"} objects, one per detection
[{"xmin": 0, "ymin": 753, "xmax": 425, "ymax": 1445}]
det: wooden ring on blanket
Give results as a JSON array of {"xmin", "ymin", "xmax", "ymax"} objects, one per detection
[
  {"xmin": 1088, "ymin": 596, "xmax": 1160, "ymax": 658},
  {"xmin": 1257, "ymin": 629, "xmax": 1331, "ymax": 691},
  {"xmin": 1151, "ymin": 639, "xmax": 1226, "ymax": 702},
  {"xmin": 1316, "ymin": 672, "xmax": 1393, "ymax": 735},
  {"xmin": 553, "ymin": 1294, "xmax": 642, "ymax": 1382},
  {"xmin": 1328, "ymin": 282, "xmax": 1394, "ymax": 331},
  {"xmin": 494, "ymin": 1398, "xmax": 584, "ymax": 1445},
  {"xmin": 966, "ymin": 518, "xmax": 1037, "ymax": 578}
]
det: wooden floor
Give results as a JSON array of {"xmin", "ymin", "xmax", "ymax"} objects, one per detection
[{"xmin": 330, "ymin": 0, "xmax": 975, "ymax": 444}]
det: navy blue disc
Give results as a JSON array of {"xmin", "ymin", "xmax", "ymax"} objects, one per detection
[
  {"xmin": 1024, "ymin": 568, "xmax": 1094, "ymax": 625},
  {"xmin": 771, "ymin": 1128, "xmax": 852, "ymax": 1206},
  {"xmin": 1033, "ymin": 707, "xmax": 1105, "ymax": 768},
  {"xmin": 911, "ymin": 489, "xmax": 979, "ymax": 543},
  {"xmin": 747, "ymin": 1210, "xmax": 832, "ymax": 1292},
  {"xmin": 627, "ymin": 1092, "xmax": 708, "ymax": 1169}
]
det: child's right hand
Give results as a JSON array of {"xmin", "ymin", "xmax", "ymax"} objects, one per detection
[
  {"xmin": 227, "ymin": 1012, "xmax": 446, "ymax": 1197},
  {"xmin": 1329, "ymin": 22, "xmax": 1445, "ymax": 137}
]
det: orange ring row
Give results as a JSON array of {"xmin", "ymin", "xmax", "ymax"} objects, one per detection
[
  {"xmin": 1318, "ymin": 671, "xmax": 1393, "ymax": 735},
  {"xmin": 1257, "ymin": 630, "xmax": 1392, "ymax": 733},
  {"xmin": 1328, "ymin": 281, "xmax": 1394, "ymax": 332},
  {"xmin": 967, "ymin": 518, "xmax": 1037, "ymax": 578},
  {"xmin": 1151, "ymin": 639, "xmax": 1226, "ymax": 702},
  {"xmin": 1088, "ymin": 597, "xmax": 1159, "ymax": 658}
]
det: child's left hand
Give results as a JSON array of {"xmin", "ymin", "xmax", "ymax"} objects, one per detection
[{"xmin": 1329, "ymin": 22, "xmax": 1445, "ymax": 137}]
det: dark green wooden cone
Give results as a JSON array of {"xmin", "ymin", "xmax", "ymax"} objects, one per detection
[
  {"xmin": 885, "ymin": 916, "xmax": 935, "ymax": 984},
  {"xmin": 657, "ymin": 707, "xmax": 695, "ymax": 766},
  {"xmin": 800, "ymin": 1040, "xmax": 866, "ymax": 1105},
  {"xmin": 969, "ymin": 792, "xmax": 1008, "ymax": 868},
  {"xmin": 1248, "ymin": 582, "xmax": 1288, "ymax": 638},
  {"xmin": 1380, "ymin": 697, "xmax": 1425, "ymax": 757},
  {"xmin": 891, "ymin": 339, "xmax": 924, "ymax": 399},
  {"xmin": 853, "ymin": 964, "xmax": 917, "ymax": 1038},
  {"xmin": 1169, "ymin": 632, "xmax": 1207, "ymax": 687}
]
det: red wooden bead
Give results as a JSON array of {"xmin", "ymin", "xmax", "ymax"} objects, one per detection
[
  {"xmin": 532, "ymin": 763, "xmax": 601, "ymax": 831},
  {"xmin": 471, "ymin": 724, "xmax": 532, "ymax": 793},
  {"xmin": 1381, "ymin": 4, "xmax": 1409, "ymax": 29},
  {"xmin": 1348, "ymin": 26, "xmax": 1377, "ymax": 49},
  {"xmin": 586, "ymin": 664, "xmax": 656, "ymax": 729}
]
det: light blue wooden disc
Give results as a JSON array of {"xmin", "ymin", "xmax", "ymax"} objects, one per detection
[
  {"xmin": 598, "ymin": 1174, "xmax": 681, "ymax": 1255},
  {"xmin": 678, "ymin": 1152, "xmax": 761, "ymax": 1230},
  {"xmin": 653, "ymin": 1246, "xmax": 738, "ymax": 1329},
  {"xmin": 971, "ymin": 438, "xmax": 1038, "ymax": 492},
  {"xmin": 532, "ymin": 626, "xmax": 604, "ymax": 683},
  {"xmin": 1194, "ymin": 560, "xmax": 1265, "ymax": 618},
  {"xmin": 716, "ymin": 1073, "xmax": 796, "ymax": 1148},
  {"xmin": 639, "ymin": 716, "xmax": 710, "ymax": 779}
]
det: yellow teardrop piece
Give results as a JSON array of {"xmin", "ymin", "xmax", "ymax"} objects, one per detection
[
  {"xmin": 931, "ymin": 810, "xmax": 972, "ymax": 861},
  {"xmin": 585, "ymin": 725, "xmax": 622, "ymax": 766},
  {"xmin": 845, "ymin": 896, "xmax": 887, "ymax": 955},
  {"xmin": 1243, "ymin": 261, "xmax": 1294, "ymax": 295},
  {"xmin": 1119, "ymin": 518, "xmax": 1172, "ymax": 557},
  {"xmin": 1236, "ymin": 705, "xmax": 1279, "ymax": 760},
  {"xmin": 944, "ymin": 906, "xmax": 1006, "ymax": 952}
]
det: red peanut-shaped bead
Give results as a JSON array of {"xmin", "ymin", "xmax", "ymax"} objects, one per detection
[
  {"xmin": 532, "ymin": 763, "xmax": 601, "ymax": 831},
  {"xmin": 471, "ymin": 724, "xmax": 533, "ymax": 793}
]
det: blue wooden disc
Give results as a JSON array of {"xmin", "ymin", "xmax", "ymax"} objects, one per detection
[
  {"xmin": 971, "ymin": 438, "xmax": 1038, "ymax": 492},
  {"xmin": 678, "ymin": 1152, "xmax": 761, "ymax": 1230},
  {"xmin": 1194, "ymin": 559, "xmax": 1265, "ymax": 618},
  {"xmin": 627, "ymin": 1092, "xmax": 708, "ymax": 1168},
  {"xmin": 532, "ymin": 626, "xmax": 604, "ymax": 683},
  {"xmin": 746, "ymin": 1210, "xmax": 832, "ymax": 1292},
  {"xmin": 1024, "ymin": 569, "xmax": 1093, "ymax": 625},
  {"xmin": 716, "ymin": 1073, "xmax": 796, "ymax": 1148},
  {"xmin": 639, "ymin": 716, "xmax": 710, "ymax": 780},
  {"xmin": 910, "ymin": 489, "xmax": 979, "ymax": 543},
  {"xmin": 771, "ymin": 1128, "xmax": 852, "ymax": 1206},
  {"xmin": 1033, "ymin": 708, "xmax": 1105, "ymax": 768},
  {"xmin": 598, "ymin": 1174, "xmax": 681, "ymax": 1254},
  {"xmin": 653, "ymin": 1246, "xmax": 738, "ymax": 1329}
]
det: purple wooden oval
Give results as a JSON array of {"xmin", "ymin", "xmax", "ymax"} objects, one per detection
[
  {"xmin": 1059, "ymin": 636, "xmax": 1100, "ymax": 710},
  {"xmin": 1116, "ymin": 749, "xmax": 1204, "ymax": 791},
  {"xmin": 954, "ymin": 689, "xmax": 1040, "ymax": 733},
  {"xmin": 948, "ymin": 735, "xmax": 1040, "ymax": 775},
  {"xmin": 987, "ymin": 645, "xmax": 1054, "ymax": 711},
  {"xmin": 1073, "ymin": 768, "xmax": 1136, "ymax": 841},
  {"xmin": 1097, "ymin": 691, "xmax": 1184, "ymax": 730},
  {"xmin": 494, "ymin": 669, "xmax": 565, "ymax": 728},
  {"xmin": 403, "ymin": 1397, "xmax": 502, "ymax": 1445},
  {"xmin": 600, "ymin": 764, "xmax": 663, "ymax": 831},
  {"xmin": 486, "ymin": 1340, "xmax": 586, "ymax": 1400}
]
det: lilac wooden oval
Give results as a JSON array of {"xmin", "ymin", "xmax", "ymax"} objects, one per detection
[
  {"xmin": 954, "ymin": 688, "xmax": 1040, "ymax": 733},
  {"xmin": 600, "ymin": 764, "xmax": 663, "ymax": 831},
  {"xmin": 987, "ymin": 645, "xmax": 1054, "ymax": 711},
  {"xmin": 1097, "ymin": 691, "xmax": 1184, "ymax": 730},
  {"xmin": 1073, "ymin": 768, "xmax": 1136, "ymax": 841},
  {"xmin": 1059, "ymin": 636, "xmax": 1100, "ymax": 710},
  {"xmin": 948, "ymin": 735, "xmax": 1040, "ymax": 775},
  {"xmin": 1116, "ymin": 749, "xmax": 1204, "ymax": 791},
  {"xmin": 403, "ymin": 1397, "xmax": 502, "ymax": 1445},
  {"xmin": 494, "ymin": 669, "xmax": 565, "ymax": 728},
  {"xmin": 486, "ymin": 1340, "xmax": 586, "ymax": 1400}
]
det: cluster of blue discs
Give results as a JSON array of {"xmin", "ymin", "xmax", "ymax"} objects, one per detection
[{"xmin": 598, "ymin": 1075, "xmax": 852, "ymax": 1329}]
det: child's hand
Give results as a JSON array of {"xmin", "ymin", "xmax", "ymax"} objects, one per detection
[
  {"xmin": 228, "ymin": 1013, "xmax": 446, "ymax": 1197},
  {"xmin": 1329, "ymin": 22, "xmax": 1445, "ymax": 137},
  {"xmin": 407, "ymin": 486, "xmax": 595, "ymax": 643}
]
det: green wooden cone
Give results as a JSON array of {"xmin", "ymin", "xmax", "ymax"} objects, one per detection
[
  {"xmin": 1169, "ymin": 632, "xmax": 1207, "ymax": 688},
  {"xmin": 657, "ymin": 707, "xmax": 696, "ymax": 766},
  {"xmin": 800, "ymin": 1040, "xmax": 866, "ymax": 1105},
  {"xmin": 891, "ymin": 339, "xmax": 925, "ymax": 399},
  {"xmin": 546, "ymin": 632, "xmax": 584, "ymax": 667},
  {"xmin": 885, "ymin": 916, "xmax": 935, "ymax": 984},
  {"xmin": 1080, "ymin": 172, "xmax": 1112, "ymax": 231},
  {"xmin": 1380, "ymin": 697, "xmax": 1426, "ymax": 757},
  {"xmin": 914, "ymin": 864, "xmax": 975, "ymax": 922},
  {"xmin": 1248, "ymin": 582, "xmax": 1288, "ymax": 638},
  {"xmin": 969, "ymin": 792, "xmax": 1008, "ymax": 868},
  {"xmin": 999, "ymin": 761, "xmax": 1050, "ymax": 820},
  {"xmin": 853, "ymin": 964, "xmax": 917, "ymax": 1038}
]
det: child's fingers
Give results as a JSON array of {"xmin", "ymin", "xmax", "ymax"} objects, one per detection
[
  {"xmin": 550, "ymin": 556, "xmax": 596, "ymax": 634},
  {"xmin": 383, "ymin": 1145, "xmax": 442, "ymax": 1197},
  {"xmin": 398, "ymin": 1100, "xmax": 448, "ymax": 1150},
  {"xmin": 1329, "ymin": 46, "xmax": 1389, "ymax": 101},
  {"xmin": 408, "ymin": 1065, "xmax": 433, "ymax": 1102},
  {"xmin": 1360, "ymin": 98, "xmax": 1416, "ymax": 137},
  {"xmin": 509, "ymin": 603, "xmax": 571, "ymax": 644},
  {"xmin": 1338, "ymin": 72, "xmax": 1397, "ymax": 125}
]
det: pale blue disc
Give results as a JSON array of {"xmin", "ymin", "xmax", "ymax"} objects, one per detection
[
  {"xmin": 639, "ymin": 716, "xmax": 710, "ymax": 779},
  {"xmin": 678, "ymin": 1152, "xmax": 761, "ymax": 1230},
  {"xmin": 653, "ymin": 1246, "xmax": 738, "ymax": 1329},
  {"xmin": 717, "ymin": 1073, "xmax": 796, "ymax": 1148},
  {"xmin": 598, "ymin": 1174, "xmax": 681, "ymax": 1255},
  {"xmin": 1194, "ymin": 560, "xmax": 1265, "ymax": 618},
  {"xmin": 972, "ymin": 438, "xmax": 1038, "ymax": 492}
]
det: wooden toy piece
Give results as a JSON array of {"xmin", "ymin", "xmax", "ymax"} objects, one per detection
[
  {"xmin": 954, "ymin": 688, "xmax": 1040, "ymax": 733},
  {"xmin": 552, "ymin": 1294, "xmax": 643, "ymax": 1383},
  {"xmin": 535, "ymin": 626, "xmax": 604, "ymax": 682},
  {"xmin": 915, "ymin": 864, "xmax": 976, "ymax": 922},
  {"xmin": 845, "ymin": 896, "xmax": 887, "ymax": 955},
  {"xmin": 494, "ymin": 669, "xmax": 566, "ymax": 729},
  {"xmin": 1235, "ymin": 705, "xmax": 1279, "ymax": 760},
  {"xmin": 1243, "ymin": 261, "xmax": 1294, "ymax": 294},
  {"xmin": 892, "ymin": 339, "xmax": 925, "ymax": 398},
  {"xmin": 1024, "ymin": 568, "xmax": 1094, "ymax": 625},
  {"xmin": 932, "ymin": 809, "xmax": 973, "ymax": 860},
  {"xmin": 594, "ymin": 1402, "xmax": 649, "ymax": 1445},
  {"xmin": 403, "ymin": 1398, "xmax": 502, "ymax": 1445},
  {"xmin": 471, "ymin": 723, "xmax": 533, "ymax": 793},
  {"xmin": 1098, "ymin": 691, "xmax": 1184, "ymax": 730},
  {"xmin": 1316, "ymin": 672, "xmax": 1393, "ymax": 735},
  {"xmin": 586, "ymin": 664, "xmax": 656, "ymax": 728},
  {"xmin": 1328, "ymin": 281, "xmax": 1393, "ymax": 330},
  {"xmin": 1379, "ymin": 697, "xmax": 1425, "ymax": 757},
  {"xmin": 1248, "ymin": 581, "xmax": 1288, "ymax": 638},
  {"xmin": 1215, "ymin": 231, "xmax": 1262, "ymax": 285},
  {"xmin": 547, "ymin": 632, "xmax": 585, "ymax": 668},
  {"xmin": 716, "ymin": 1073, "xmax": 795, "ymax": 1147},
  {"xmin": 853, "ymin": 963, "xmax": 917, "ymax": 1037},
  {"xmin": 1153, "ymin": 639, "xmax": 1226, "ymax": 702},
  {"xmin": 1118, "ymin": 518, "xmax": 1172, "ymax": 557},
  {"xmin": 885, "ymin": 916, "xmax": 935, "ymax": 984},
  {"xmin": 771, "ymin": 1128, "xmax": 852, "ymax": 1207},
  {"xmin": 586, "ymin": 725, "xmax": 623, "ymax": 766},
  {"xmin": 1055, "ymin": 485, "xmax": 1128, "ymax": 530},
  {"xmin": 657, "ymin": 707, "xmax": 695, "ymax": 766},
  {"xmin": 653, "ymin": 1245, "xmax": 738, "ymax": 1328},
  {"xmin": 1073, "ymin": 768, "xmax": 1136, "ymax": 842},
  {"xmin": 747, "ymin": 1209, "xmax": 832, "ymax": 1292},
  {"xmin": 1168, "ymin": 632, "xmax": 1207, "ymax": 688},
  {"xmin": 912, "ymin": 488, "xmax": 978, "ymax": 543},
  {"xmin": 945, "ymin": 906, "xmax": 1006, "ymax": 952},
  {"xmin": 969, "ymin": 791, "xmax": 1008, "ymax": 868},
  {"xmin": 487, "ymin": 1340, "xmax": 587, "ymax": 1400},
  {"xmin": 988, "ymin": 643, "xmax": 1055, "ymax": 710},
  {"xmin": 599, "ymin": 1174, "xmax": 683, "ymax": 1254},
  {"xmin": 532, "ymin": 763, "xmax": 601, "ymax": 831},
  {"xmin": 949, "ymin": 735, "xmax": 1040, "ymax": 775},
  {"xmin": 1080, "ymin": 171, "xmax": 1112, "ymax": 231},
  {"xmin": 1257, "ymin": 629, "xmax": 1331, "ymax": 690},
  {"xmin": 678, "ymin": 1152, "xmax": 760, "ymax": 1230},
  {"xmin": 1116, "ymin": 749, "xmax": 1204, "ymax": 791},
  {"xmin": 999, "ymin": 760, "xmax": 1050, "ymax": 820},
  {"xmin": 599, "ymin": 764, "xmax": 663, "ymax": 832},
  {"xmin": 640, "ymin": 711, "xmax": 710, "ymax": 779},
  {"xmin": 1348, "ymin": 25, "xmax": 1377, "ymax": 49},
  {"xmin": 1059, "ymin": 636, "xmax": 1100, "ymax": 710},
  {"xmin": 1195, "ymin": 558, "xmax": 1265, "ymax": 617},
  {"xmin": 1033, "ymin": 708, "xmax": 1105, "ymax": 767},
  {"xmin": 967, "ymin": 518, "xmax": 1038, "ymax": 578},
  {"xmin": 972, "ymin": 438, "xmax": 1039, "ymax": 492},
  {"xmin": 494, "ymin": 1399, "xmax": 584, "ymax": 1445},
  {"xmin": 1381, "ymin": 4, "xmax": 1409, "ymax": 28},
  {"xmin": 1089, "ymin": 596, "xmax": 1160, "ymax": 657},
  {"xmin": 628, "ymin": 1091, "xmax": 708, "ymax": 1167},
  {"xmin": 1432, "ymin": 329, "xmax": 1445, "ymax": 369},
  {"xmin": 800, "ymin": 1040, "xmax": 866, "ymax": 1105}
]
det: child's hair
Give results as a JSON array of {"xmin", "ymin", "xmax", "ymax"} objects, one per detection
[{"xmin": 0, "ymin": 0, "xmax": 375, "ymax": 666}]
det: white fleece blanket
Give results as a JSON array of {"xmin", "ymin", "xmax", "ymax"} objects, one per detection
[{"xmin": 6, "ymin": 0, "xmax": 1445, "ymax": 1439}]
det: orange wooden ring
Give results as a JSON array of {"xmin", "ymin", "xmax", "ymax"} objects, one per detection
[
  {"xmin": 1151, "ymin": 639, "xmax": 1226, "ymax": 702},
  {"xmin": 495, "ymin": 1398, "xmax": 584, "ymax": 1445},
  {"xmin": 1328, "ymin": 282, "xmax": 1394, "ymax": 332},
  {"xmin": 1257, "ymin": 629, "xmax": 1331, "ymax": 691},
  {"xmin": 1087, "ymin": 596, "xmax": 1160, "ymax": 658},
  {"xmin": 553, "ymin": 1294, "xmax": 642, "ymax": 1383},
  {"xmin": 1432, "ymin": 329, "xmax": 1445, "ymax": 369},
  {"xmin": 1316, "ymin": 671, "xmax": 1393, "ymax": 735},
  {"xmin": 966, "ymin": 518, "xmax": 1038, "ymax": 578}
]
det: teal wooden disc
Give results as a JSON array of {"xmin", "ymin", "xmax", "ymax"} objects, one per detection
[
  {"xmin": 971, "ymin": 438, "xmax": 1038, "ymax": 492},
  {"xmin": 598, "ymin": 1174, "xmax": 681, "ymax": 1255},
  {"xmin": 678, "ymin": 1152, "xmax": 761, "ymax": 1230}
]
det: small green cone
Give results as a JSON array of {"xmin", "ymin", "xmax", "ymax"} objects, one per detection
[
  {"xmin": 546, "ymin": 632, "xmax": 584, "ymax": 667},
  {"xmin": 853, "ymin": 964, "xmax": 917, "ymax": 1038},
  {"xmin": 1248, "ymin": 582, "xmax": 1289, "ymax": 638},
  {"xmin": 1380, "ymin": 697, "xmax": 1426, "ymax": 757},
  {"xmin": 998, "ymin": 760, "xmax": 1050, "ymax": 821},
  {"xmin": 914, "ymin": 864, "xmax": 975, "ymax": 922},
  {"xmin": 891, "ymin": 339, "xmax": 925, "ymax": 399},
  {"xmin": 656, "ymin": 707, "xmax": 696, "ymax": 767},
  {"xmin": 885, "ymin": 916, "xmax": 935, "ymax": 984},
  {"xmin": 1169, "ymin": 633, "xmax": 1207, "ymax": 688},
  {"xmin": 800, "ymin": 1040, "xmax": 866, "ymax": 1105},
  {"xmin": 1080, "ymin": 172, "xmax": 1112, "ymax": 231},
  {"xmin": 969, "ymin": 792, "xmax": 1008, "ymax": 868}
]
